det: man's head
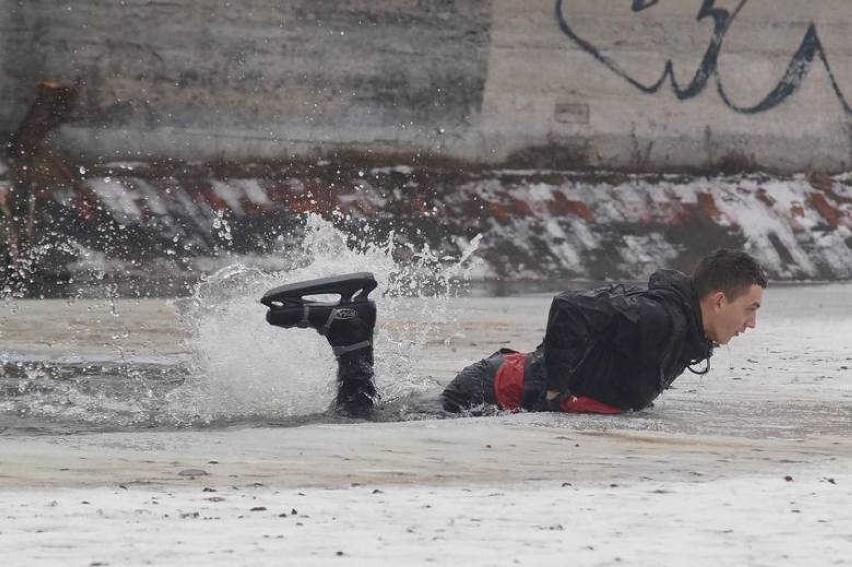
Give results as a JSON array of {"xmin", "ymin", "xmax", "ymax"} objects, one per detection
[{"xmin": 692, "ymin": 249, "xmax": 768, "ymax": 345}]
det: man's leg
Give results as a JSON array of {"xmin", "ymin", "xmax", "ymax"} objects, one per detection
[
  {"xmin": 441, "ymin": 352, "xmax": 504, "ymax": 413},
  {"xmin": 323, "ymin": 308, "xmax": 376, "ymax": 418},
  {"xmin": 262, "ymin": 272, "xmax": 378, "ymax": 418}
]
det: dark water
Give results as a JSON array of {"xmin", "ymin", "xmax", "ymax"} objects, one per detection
[
  {"xmin": 0, "ymin": 355, "xmax": 466, "ymax": 435},
  {"xmin": 0, "ymin": 357, "xmax": 189, "ymax": 433}
]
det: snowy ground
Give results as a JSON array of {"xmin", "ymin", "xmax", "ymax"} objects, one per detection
[
  {"xmin": 0, "ymin": 284, "xmax": 849, "ymax": 565},
  {"xmin": 0, "ymin": 427, "xmax": 847, "ymax": 567}
]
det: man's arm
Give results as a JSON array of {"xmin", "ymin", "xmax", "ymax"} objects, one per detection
[{"xmin": 601, "ymin": 297, "xmax": 676, "ymax": 410}]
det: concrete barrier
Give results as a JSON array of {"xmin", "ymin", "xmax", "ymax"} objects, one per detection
[{"xmin": 1, "ymin": 1, "xmax": 850, "ymax": 172}]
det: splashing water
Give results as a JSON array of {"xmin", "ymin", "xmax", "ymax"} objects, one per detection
[{"xmin": 166, "ymin": 214, "xmax": 483, "ymax": 424}]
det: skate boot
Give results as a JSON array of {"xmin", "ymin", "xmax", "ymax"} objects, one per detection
[{"xmin": 261, "ymin": 272, "xmax": 378, "ymax": 418}]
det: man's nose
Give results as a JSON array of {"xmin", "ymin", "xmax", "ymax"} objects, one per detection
[{"xmin": 746, "ymin": 313, "xmax": 757, "ymax": 329}]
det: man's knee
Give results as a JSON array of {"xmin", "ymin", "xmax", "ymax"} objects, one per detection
[
  {"xmin": 441, "ymin": 356, "xmax": 501, "ymax": 413},
  {"xmin": 440, "ymin": 386, "xmax": 468, "ymax": 413}
]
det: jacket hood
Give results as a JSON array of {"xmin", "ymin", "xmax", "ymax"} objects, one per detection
[{"xmin": 647, "ymin": 269, "xmax": 715, "ymax": 366}]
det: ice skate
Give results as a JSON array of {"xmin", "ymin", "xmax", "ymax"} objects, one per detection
[{"xmin": 261, "ymin": 272, "xmax": 378, "ymax": 418}]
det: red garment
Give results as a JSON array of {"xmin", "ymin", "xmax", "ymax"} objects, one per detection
[
  {"xmin": 493, "ymin": 352, "xmax": 527, "ymax": 411},
  {"xmin": 493, "ymin": 352, "xmax": 621, "ymax": 414},
  {"xmin": 559, "ymin": 395, "xmax": 621, "ymax": 414}
]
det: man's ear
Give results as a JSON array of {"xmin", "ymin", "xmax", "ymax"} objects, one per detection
[{"xmin": 711, "ymin": 291, "xmax": 726, "ymax": 310}]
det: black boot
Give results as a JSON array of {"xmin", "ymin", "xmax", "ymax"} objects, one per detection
[{"xmin": 262, "ymin": 272, "xmax": 378, "ymax": 418}]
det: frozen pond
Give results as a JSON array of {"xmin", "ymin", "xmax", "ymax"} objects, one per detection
[
  {"xmin": 1, "ymin": 283, "xmax": 849, "ymax": 438},
  {"xmin": 0, "ymin": 282, "xmax": 849, "ymax": 565}
]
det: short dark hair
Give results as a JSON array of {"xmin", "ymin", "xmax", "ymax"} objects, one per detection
[{"xmin": 691, "ymin": 249, "xmax": 767, "ymax": 300}]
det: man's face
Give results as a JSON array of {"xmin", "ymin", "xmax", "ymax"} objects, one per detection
[{"xmin": 704, "ymin": 284, "xmax": 764, "ymax": 345}]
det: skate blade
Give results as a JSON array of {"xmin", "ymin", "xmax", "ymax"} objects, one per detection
[{"xmin": 261, "ymin": 272, "xmax": 377, "ymax": 308}]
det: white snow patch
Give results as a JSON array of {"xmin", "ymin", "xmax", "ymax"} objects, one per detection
[
  {"xmin": 0, "ymin": 475, "xmax": 846, "ymax": 566},
  {"xmin": 210, "ymin": 181, "xmax": 244, "ymax": 214},
  {"xmin": 233, "ymin": 179, "xmax": 271, "ymax": 206},
  {"xmin": 527, "ymin": 182, "xmax": 555, "ymax": 202},
  {"xmin": 85, "ymin": 177, "xmax": 140, "ymax": 219}
]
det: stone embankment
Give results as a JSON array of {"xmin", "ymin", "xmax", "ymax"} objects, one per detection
[{"xmin": 1, "ymin": 158, "xmax": 849, "ymax": 295}]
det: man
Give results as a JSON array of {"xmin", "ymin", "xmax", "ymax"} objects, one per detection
[
  {"xmin": 442, "ymin": 248, "xmax": 766, "ymax": 415},
  {"xmin": 262, "ymin": 248, "xmax": 766, "ymax": 417}
]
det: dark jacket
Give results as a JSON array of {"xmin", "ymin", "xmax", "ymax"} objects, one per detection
[{"xmin": 531, "ymin": 270, "xmax": 714, "ymax": 411}]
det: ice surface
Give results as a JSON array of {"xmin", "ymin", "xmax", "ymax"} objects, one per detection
[
  {"xmin": 0, "ymin": 421, "xmax": 847, "ymax": 566},
  {"xmin": 0, "ymin": 218, "xmax": 848, "ymax": 564}
]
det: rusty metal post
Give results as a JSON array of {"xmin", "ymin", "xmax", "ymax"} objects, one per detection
[{"xmin": 4, "ymin": 82, "xmax": 77, "ymax": 286}]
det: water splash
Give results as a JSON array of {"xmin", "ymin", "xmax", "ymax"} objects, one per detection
[
  {"xmin": 0, "ymin": 214, "xmax": 482, "ymax": 430},
  {"xmin": 166, "ymin": 214, "xmax": 483, "ymax": 424}
]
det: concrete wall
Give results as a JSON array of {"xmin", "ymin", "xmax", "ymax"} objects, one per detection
[
  {"xmin": 0, "ymin": 0, "xmax": 850, "ymax": 172},
  {"xmin": 0, "ymin": 0, "xmax": 491, "ymax": 160},
  {"xmin": 483, "ymin": 0, "xmax": 852, "ymax": 172}
]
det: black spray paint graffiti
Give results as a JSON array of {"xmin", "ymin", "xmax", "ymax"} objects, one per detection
[{"xmin": 555, "ymin": 0, "xmax": 852, "ymax": 114}]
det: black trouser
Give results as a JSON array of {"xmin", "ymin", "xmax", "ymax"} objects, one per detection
[
  {"xmin": 440, "ymin": 350, "xmax": 506, "ymax": 412},
  {"xmin": 441, "ymin": 348, "xmax": 549, "ymax": 413}
]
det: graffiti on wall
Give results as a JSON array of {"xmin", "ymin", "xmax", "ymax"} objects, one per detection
[{"xmin": 555, "ymin": 0, "xmax": 851, "ymax": 114}]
